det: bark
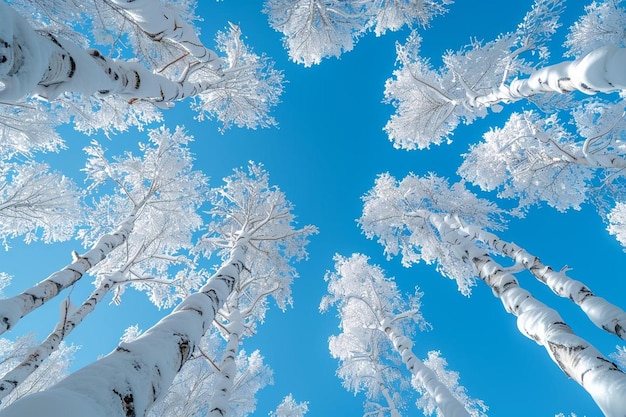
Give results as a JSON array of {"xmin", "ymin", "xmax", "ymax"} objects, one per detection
[
  {"xmin": 382, "ymin": 321, "xmax": 470, "ymax": 417},
  {"xmin": 0, "ymin": 2, "xmax": 222, "ymax": 104},
  {"xmin": 0, "ymin": 214, "xmax": 135, "ymax": 336},
  {"xmin": 455, "ymin": 220, "xmax": 626, "ymax": 340},
  {"xmin": 430, "ymin": 214, "xmax": 626, "ymax": 417},
  {"xmin": 472, "ymin": 46, "xmax": 626, "ymax": 107},
  {"xmin": 0, "ymin": 237, "xmax": 247, "ymax": 417},
  {"xmin": 0, "ymin": 275, "xmax": 116, "ymax": 400},
  {"xmin": 208, "ymin": 307, "xmax": 243, "ymax": 417}
]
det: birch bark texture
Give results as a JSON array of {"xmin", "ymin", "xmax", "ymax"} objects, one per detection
[
  {"xmin": 0, "ymin": 163, "xmax": 315, "ymax": 417},
  {"xmin": 359, "ymin": 172, "xmax": 626, "ymax": 416},
  {"xmin": 383, "ymin": 0, "xmax": 626, "ymax": 150},
  {"xmin": 0, "ymin": 0, "xmax": 283, "ymax": 132},
  {"xmin": 322, "ymin": 253, "xmax": 486, "ymax": 417}
]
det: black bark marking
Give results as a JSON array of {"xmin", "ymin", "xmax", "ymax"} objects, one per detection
[
  {"xmin": 116, "ymin": 346, "xmax": 131, "ymax": 353},
  {"xmin": 113, "ymin": 389, "xmax": 135, "ymax": 417},
  {"xmin": 175, "ymin": 333, "xmax": 191, "ymax": 371},
  {"xmin": 68, "ymin": 56, "xmax": 76, "ymax": 78},
  {"xmin": 133, "ymin": 71, "xmax": 141, "ymax": 89}
]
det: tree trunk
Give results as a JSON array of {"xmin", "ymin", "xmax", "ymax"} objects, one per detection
[
  {"xmin": 0, "ymin": 214, "xmax": 135, "ymax": 336},
  {"xmin": 473, "ymin": 46, "xmax": 626, "ymax": 107},
  {"xmin": 0, "ymin": 275, "xmax": 117, "ymax": 400},
  {"xmin": 208, "ymin": 306, "xmax": 243, "ymax": 417},
  {"xmin": 0, "ymin": 2, "xmax": 220, "ymax": 103},
  {"xmin": 383, "ymin": 321, "xmax": 470, "ymax": 417},
  {"xmin": 0, "ymin": 238, "xmax": 247, "ymax": 417},
  {"xmin": 430, "ymin": 214, "xmax": 626, "ymax": 417},
  {"xmin": 456, "ymin": 220, "xmax": 626, "ymax": 340}
]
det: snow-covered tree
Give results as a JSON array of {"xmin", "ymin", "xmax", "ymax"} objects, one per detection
[
  {"xmin": 383, "ymin": 0, "xmax": 626, "ymax": 150},
  {"xmin": 0, "ymin": 163, "xmax": 315, "ymax": 417},
  {"xmin": 607, "ymin": 202, "xmax": 626, "ymax": 249},
  {"xmin": 359, "ymin": 172, "xmax": 626, "ymax": 416},
  {"xmin": 0, "ymin": 125, "xmax": 209, "ymax": 399},
  {"xmin": 263, "ymin": 0, "xmax": 451, "ymax": 67},
  {"xmin": 270, "ymin": 393, "xmax": 309, "ymax": 417},
  {"xmin": 148, "ymin": 329, "xmax": 273, "ymax": 417},
  {"xmin": 0, "ymin": 161, "xmax": 83, "ymax": 248},
  {"xmin": 322, "ymin": 253, "xmax": 485, "ymax": 417},
  {"xmin": 458, "ymin": 105, "xmax": 626, "ymax": 214},
  {"xmin": 0, "ymin": 333, "xmax": 78, "ymax": 409},
  {"xmin": 0, "ymin": 0, "xmax": 283, "ymax": 135}
]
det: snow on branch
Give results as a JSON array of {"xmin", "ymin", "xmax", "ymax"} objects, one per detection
[
  {"xmin": 263, "ymin": 0, "xmax": 451, "ymax": 67},
  {"xmin": 0, "ymin": 1, "xmax": 283, "ymax": 133}
]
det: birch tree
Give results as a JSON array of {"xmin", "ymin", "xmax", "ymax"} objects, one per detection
[
  {"xmin": 147, "ymin": 328, "xmax": 274, "ymax": 417},
  {"xmin": 263, "ymin": 0, "xmax": 451, "ymax": 67},
  {"xmin": 0, "ymin": 0, "xmax": 283, "ymax": 135},
  {"xmin": 322, "ymin": 253, "xmax": 485, "ymax": 417},
  {"xmin": 383, "ymin": 0, "xmax": 626, "ymax": 150},
  {"xmin": 458, "ymin": 105, "xmax": 626, "ymax": 214},
  {"xmin": 0, "ymin": 162, "xmax": 315, "ymax": 417},
  {"xmin": 0, "ymin": 125, "xmax": 209, "ymax": 399},
  {"xmin": 0, "ymin": 161, "xmax": 83, "ymax": 249},
  {"xmin": 359, "ymin": 172, "xmax": 626, "ymax": 416},
  {"xmin": 270, "ymin": 393, "xmax": 309, "ymax": 417},
  {"xmin": 0, "ymin": 333, "xmax": 78, "ymax": 409}
]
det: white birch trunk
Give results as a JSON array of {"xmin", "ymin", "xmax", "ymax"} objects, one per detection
[
  {"xmin": 0, "ymin": 214, "xmax": 136, "ymax": 336},
  {"xmin": 108, "ymin": 0, "xmax": 223, "ymax": 69},
  {"xmin": 382, "ymin": 320, "xmax": 470, "ymax": 417},
  {"xmin": 0, "ymin": 237, "xmax": 248, "ymax": 417},
  {"xmin": 473, "ymin": 46, "xmax": 626, "ymax": 107},
  {"xmin": 0, "ymin": 2, "xmax": 222, "ymax": 103},
  {"xmin": 429, "ymin": 214, "xmax": 626, "ymax": 417},
  {"xmin": 208, "ymin": 307, "xmax": 243, "ymax": 417},
  {"xmin": 378, "ymin": 382, "xmax": 401, "ymax": 417},
  {"xmin": 455, "ymin": 220, "xmax": 626, "ymax": 340},
  {"xmin": 0, "ymin": 275, "xmax": 116, "ymax": 400}
]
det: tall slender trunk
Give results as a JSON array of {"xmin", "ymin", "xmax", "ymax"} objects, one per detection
[
  {"xmin": 383, "ymin": 321, "xmax": 470, "ymax": 417},
  {"xmin": 0, "ymin": 237, "xmax": 248, "ymax": 417},
  {"xmin": 0, "ymin": 214, "xmax": 136, "ymax": 336},
  {"xmin": 208, "ymin": 306, "xmax": 243, "ymax": 417},
  {"xmin": 472, "ymin": 46, "xmax": 626, "ymax": 107},
  {"xmin": 430, "ymin": 214, "xmax": 626, "ymax": 417},
  {"xmin": 454, "ymin": 219, "xmax": 626, "ymax": 340},
  {"xmin": 0, "ymin": 275, "xmax": 117, "ymax": 400}
]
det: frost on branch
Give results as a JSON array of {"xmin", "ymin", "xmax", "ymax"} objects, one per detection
[
  {"xmin": 0, "ymin": 102, "xmax": 66, "ymax": 159},
  {"xmin": 0, "ymin": 334, "xmax": 78, "ymax": 409},
  {"xmin": 199, "ymin": 162, "xmax": 317, "ymax": 294},
  {"xmin": 0, "ymin": 161, "xmax": 83, "ymax": 249},
  {"xmin": 148, "ymin": 331, "xmax": 273, "ymax": 417},
  {"xmin": 359, "ymin": 173, "xmax": 503, "ymax": 295},
  {"xmin": 81, "ymin": 125, "xmax": 208, "ymax": 308},
  {"xmin": 384, "ymin": 0, "xmax": 571, "ymax": 149},
  {"xmin": 263, "ymin": 0, "xmax": 451, "ymax": 67},
  {"xmin": 607, "ymin": 202, "xmax": 626, "ymax": 250},
  {"xmin": 270, "ymin": 393, "xmax": 309, "ymax": 417},
  {"xmin": 458, "ymin": 110, "xmax": 593, "ymax": 213},
  {"xmin": 190, "ymin": 24, "xmax": 284, "ymax": 130},
  {"xmin": 323, "ymin": 254, "xmax": 481, "ymax": 417},
  {"xmin": 0, "ymin": 1, "xmax": 283, "ymax": 134},
  {"xmin": 459, "ymin": 102, "xmax": 626, "ymax": 214},
  {"xmin": 564, "ymin": 0, "xmax": 626, "ymax": 58}
]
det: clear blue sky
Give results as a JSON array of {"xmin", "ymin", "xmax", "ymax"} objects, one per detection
[{"xmin": 2, "ymin": 0, "xmax": 626, "ymax": 416}]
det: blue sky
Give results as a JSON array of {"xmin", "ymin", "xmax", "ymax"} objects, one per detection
[{"xmin": 3, "ymin": 0, "xmax": 626, "ymax": 416}]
